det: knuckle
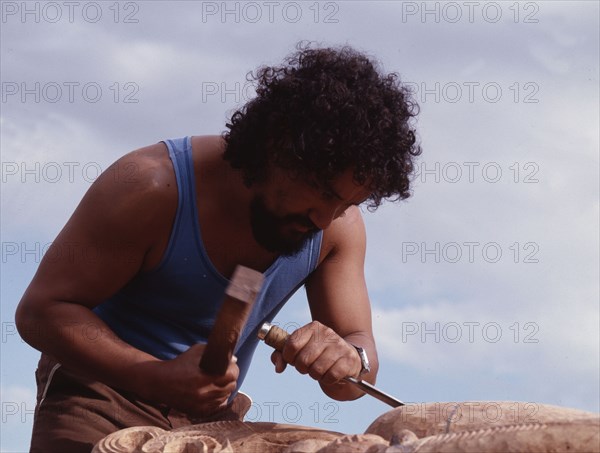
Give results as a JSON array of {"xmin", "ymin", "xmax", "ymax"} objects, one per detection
[
  {"xmin": 289, "ymin": 341, "xmax": 303, "ymax": 353},
  {"xmin": 322, "ymin": 325, "xmax": 334, "ymax": 336},
  {"xmin": 330, "ymin": 330, "xmax": 342, "ymax": 343},
  {"xmin": 308, "ymin": 365, "xmax": 325, "ymax": 380},
  {"xmin": 289, "ymin": 326, "xmax": 307, "ymax": 343},
  {"xmin": 296, "ymin": 365, "xmax": 308, "ymax": 375},
  {"xmin": 343, "ymin": 349, "xmax": 355, "ymax": 362},
  {"xmin": 281, "ymin": 349, "xmax": 295, "ymax": 364},
  {"xmin": 328, "ymin": 367, "xmax": 345, "ymax": 382},
  {"xmin": 321, "ymin": 328, "xmax": 338, "ymax": 345},
  {"xmin": 283, "ymin": 344, "xmax": 300, "ymax": 362},
  {"xmin": 321, "ymin": 372, "xmax": 337, "ymax": 385},
  {"xmin": 295, "ymin": 359, "xmax": 309, "ymax": 374},
  {"xmin": 308, "ymin": 370, "xmax": 322, "ymax": 381}
]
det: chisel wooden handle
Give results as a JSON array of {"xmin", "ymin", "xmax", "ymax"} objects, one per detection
[{"xmin": 199, "ymin": 266, "xmax": 264, "ymax": 375}]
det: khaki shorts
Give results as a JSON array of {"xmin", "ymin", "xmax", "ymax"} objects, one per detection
[{"xmin": 30, "ymin": 354, "xmax": 251, "ymax": 452}]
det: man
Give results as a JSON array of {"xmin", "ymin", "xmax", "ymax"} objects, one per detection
[{"xmin": 16, "ymin": 43, "xmax": 420, "ymax": 451}]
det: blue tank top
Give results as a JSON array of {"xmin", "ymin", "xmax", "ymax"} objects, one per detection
[{"xmin": 94, "ymin": 136, "xmax": 323, "ymax": 390}]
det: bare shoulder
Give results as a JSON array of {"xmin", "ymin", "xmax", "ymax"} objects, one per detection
[
  {"xmin": 80, "ymin": 141, "xmax": 178, "ymax": 266},
  {"xmin": 18, "ymin": 141, "xmax": 180, "ymax": 308},
  {"xmin": 99, "ymin": 142, "xmax": 176, "ymax": 199},
  {"xmin": 318, "ymin": 206, "xmax": 367, "ymax": 266},
  {"xmin": 84, "ymin": 142, "xmax": 176, "ymax": 225}
]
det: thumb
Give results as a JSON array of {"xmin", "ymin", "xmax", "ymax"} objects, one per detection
[
  {"xmin": 177, "ymin": 343, "xmax": 206, "ymax": 360},
  {"xmin": 186, "ymin": 343, "xmax": 207, "ymax": 358}
]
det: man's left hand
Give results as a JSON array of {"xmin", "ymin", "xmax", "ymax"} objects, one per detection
[{"xmin": 270, "ymin": 320, "xmax": 362, "ymax": 386}]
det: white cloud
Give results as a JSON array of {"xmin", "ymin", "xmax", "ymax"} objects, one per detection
[
  {"xmin": 372, "ymin": 295, "xmax": 599, "ymax": 412},
  {"xmin": 529, "ymin": 42, "xmax": 572, "ymax": 75},
  {"xmin": 373, "ymin": 297, "xmax": 599, "ymax": 373},
  {"xmin": 1, "ymin": 112, "xmax": 109, "ymax": 237},
  {"xmin": 0, "ymin": 385, "xmax": 35, "ymax": 406}
]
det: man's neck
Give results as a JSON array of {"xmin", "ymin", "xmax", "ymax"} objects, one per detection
[{"xmin": 190, "ymin": 135, "xmax": 278, "ymax": 276}]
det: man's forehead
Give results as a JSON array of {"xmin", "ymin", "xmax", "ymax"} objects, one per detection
[{"xmin": 270, "ymin": 163, "xmax": 372, "ymax": 204}]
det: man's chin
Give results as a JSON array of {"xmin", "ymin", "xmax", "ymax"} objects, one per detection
[
  {"xmin": 255, "ymin": 229, "xmax": 317, "ymax": 257},
  {"xmin": 248, "ymin": 196, "xmax": 319, "ymax": 256}
]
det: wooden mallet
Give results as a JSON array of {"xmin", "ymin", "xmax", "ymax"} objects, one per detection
[{"xmin": 199, "ymin": 265, "xmax": 265, "ymax": 375}]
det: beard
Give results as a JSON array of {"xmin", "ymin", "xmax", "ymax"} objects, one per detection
[{"xmin": 249, "ymin": 195, "xmax": 320, "ymax": 256}]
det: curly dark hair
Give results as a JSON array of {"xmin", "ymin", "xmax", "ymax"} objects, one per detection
[{"xmin": 222, "ymin": 42, "xmax": 421, "ymax": 209}]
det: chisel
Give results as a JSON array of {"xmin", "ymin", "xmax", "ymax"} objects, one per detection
[{"xmin": 258, "ymin": 322, "xmax": 404, "ymax": 408}]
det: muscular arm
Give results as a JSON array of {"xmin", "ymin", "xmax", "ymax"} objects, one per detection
[
  {"xmin": 273, "ymin": 206, "xmax": 378, "ymax": 401},
  {"xmin": 15, "ymin": 143, "xmax": 236, "ymax": 414},
  {"xmin": 307, "ymin": 206, "xmax": 378, "ymax": 400}
]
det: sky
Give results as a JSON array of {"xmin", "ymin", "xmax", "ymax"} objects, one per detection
[{"xmin": 1, "ymin": 1, "xmax": 599, "ymax": 451}]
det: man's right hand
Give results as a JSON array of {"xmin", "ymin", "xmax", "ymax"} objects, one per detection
[{"xmin": 143, "ymin": 343, "xmax": 239, "ymax": 417}]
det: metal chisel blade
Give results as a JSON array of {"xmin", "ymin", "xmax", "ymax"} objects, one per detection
[{"xmin": 345, "ymin": 376, "xmax": 404, "ymax": 408}]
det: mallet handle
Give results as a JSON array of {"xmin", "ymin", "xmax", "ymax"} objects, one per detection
[{"xmin": 199, "ymin": 266, "xmax": 264, "ymax": 375}]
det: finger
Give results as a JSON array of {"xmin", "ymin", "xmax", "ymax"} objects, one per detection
[
  {"xmin": 320, "ymin": 357, "xmax": 350, "ymax": 386},
  {"xmin": 294, "ymin": 340, "xmax": 326, "ymax": 375},
  {"xmin": 282, "ymin": 324, "xmax": 318, "ymax": 365},
  {"xmin": 213, "ymin": 363, "xmax": 239, "ymax": 386},
  {"xmin": 203, "ymin": 389, "xmax": 227, "ymax": 402},
  {"xmin": 307, "ymin": 351, "xmax": 338, "ymax": 381},
  {"xmin": 270, "ymin": 350, "xmax": 279, "ymax": 365},
  {"xmin": 215, "ymin": 380, "xmax": 237, "ymax": 395},
  {"xmin": 287, "ymin": 322, "xmax": 319, "ymax": 348},
  {"xmin": 201, "ymin": 382, "xmax": 236, "ymax": 403},
  {"xmin": 218, "ymin": 397, "xmax": 231, "ymax": 409},
  {"xmin": 293, "ymin": 325, "xmax": 337, "ymax": 374},
  {"xmin": 195, "ymin": 343, "xmax": 208, "ymax": 352},
  {"xmin": 185, "ymin": 343, "xmax": 208, "ymax": 359},
  {"xmin": 272, "ymin": 351, "xmax": 287, "ymax": 373},
  {"xmin": 200, "ymin": 396, "xmax": 229, "ymax": 415},
  {"xmin": 212, "ymin": 376, "xmax": 236, "ymax": 388}
]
